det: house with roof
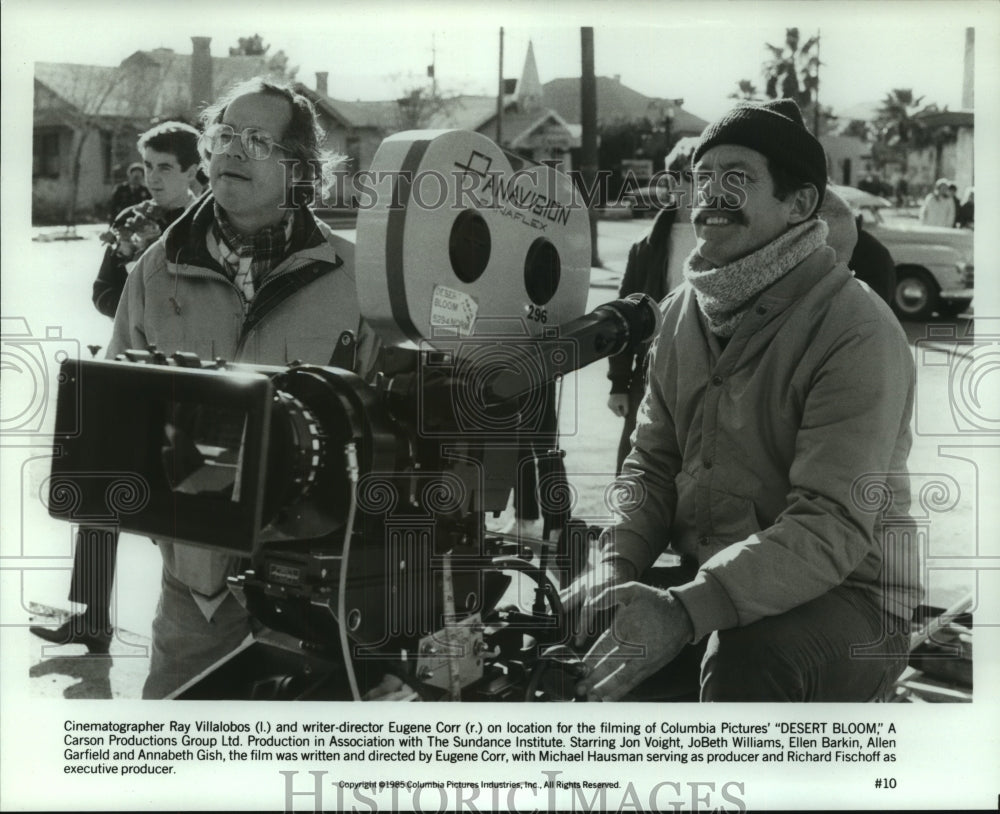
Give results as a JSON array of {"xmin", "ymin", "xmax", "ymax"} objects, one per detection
[
  {"xmin": 292, "ymin": 47, "xmax": 583, "ymax": 206},
  {"xmin": 293, "ymin": 42, "xmax": 710, "ymax": 211},
  {"xmin": 293, "ymin": 72, "xmax": 399, "ymax": 201},
  {"xmin": 423, "ymin": 42, "xmax": 708, "ymax": 183},
  {"xmin": 542, "ymin": 74, "xmax": 707, "ymax": 137},
  {"xmin": 906, "ymin": 108, "xmax": 974, "ymax": 195},
  {"xmin": 420, "ymin": 43, "xmax": 582, "ymax": 172},
  {"xmin": 33, "ymin": 37, "xmax": 271, "ymax": 223}
]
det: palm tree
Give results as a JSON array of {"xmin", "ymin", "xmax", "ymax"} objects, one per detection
[
  {"xmin": 762, "ymin": 28, "xmax": 820, "ymax": 110},
  {"xmin": 729, "ymin": 79, "xmax": 762, "ymax": 101},
  {"xmin": 875, "ymin": 89, "xmax": 926, "ymax": 147},
  {"xmin": 873, "ymin": 89, "xmax": 933, "ymax": 177}
]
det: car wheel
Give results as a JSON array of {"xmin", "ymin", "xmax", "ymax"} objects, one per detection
[{"xmin": 892, "ymin": 268, "xmax": 939, "ymax": 321}]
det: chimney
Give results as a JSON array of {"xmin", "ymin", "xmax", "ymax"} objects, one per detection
[
  {"xmin": 191, "ymin": 36, "xmax": 213, "ymax": 114},
  {"xmin": 316, "ymin": 71, "xmax": 329, "ymax": 96},
  {"xmin": 962, "ymin": 27, "xmax": 974, "ymax": 109}
]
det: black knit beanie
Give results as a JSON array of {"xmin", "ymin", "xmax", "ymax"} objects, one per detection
[{"xmin": 693, "ymin": 99, "xmax": 827, "ymax": 209}]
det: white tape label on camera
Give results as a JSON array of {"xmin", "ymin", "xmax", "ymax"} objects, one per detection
[{"xmin": 430, "ymin": 286, "xmax": 478, "ymax": 336}]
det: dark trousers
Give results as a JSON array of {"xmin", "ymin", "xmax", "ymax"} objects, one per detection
[
  {"xmin": 700, "ymin": 585, "xmax": 909, "ymax": 701},
  {"xmin": 67, "ymin": 526, "xmax": 118, "ymax": 630},
  {"xmin": 143, "ymin": 568, "xmax": 256, "ymax": 699},
  {"xmin": 615, "ymin": 376, "xmax": 646, "ymax": 475},
  {"xmin": 513, "ymin": 381, "xmax": 568, "ymax": 525},
  {"xmin": 636, "ymin": 567, "xmax": 909, "ymax": 702}
]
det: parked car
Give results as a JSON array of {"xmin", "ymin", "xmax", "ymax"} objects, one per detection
[{"xmin": 849, "ymin": 195, "xmax": 974, "ymax": 320}]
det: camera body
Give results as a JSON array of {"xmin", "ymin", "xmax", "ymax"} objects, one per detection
[{"xmin": 48, "ymin": 130, "xmax": 659, "ymax": 700}]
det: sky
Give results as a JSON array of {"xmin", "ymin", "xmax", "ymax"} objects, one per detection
[{"xmin": 4, "ymin": 0, "xmax": 986, "ymax": 123}]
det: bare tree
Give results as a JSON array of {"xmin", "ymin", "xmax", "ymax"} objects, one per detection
[
  {"xmin": 229, "ymin": 34, "xmax": 269, "ymax": 56},
  {"xmin": 36, "ymin": 63, "xmax": 158, "ymax": 230},
  {"xmin": 392, "ymin": 86, "xmax": 456, "ymax": 131},
  {"xmin": 229, "ymin": 34, "xmax": 298, "ymax": 81}
]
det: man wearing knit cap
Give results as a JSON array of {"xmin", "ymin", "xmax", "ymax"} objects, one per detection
[{"xmin": 569, "ymin": 99, "xmax": 919, "ymax": 701}]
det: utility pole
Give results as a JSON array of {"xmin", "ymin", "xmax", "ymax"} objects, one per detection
[
  {"xmin": 496, "ymin": 28, "xmax": 504, "ymax": 146},
  {"xmin": 430, "ymin": 33, "xmax": 437, "ymax": 99},
  {"xmin": 813, "ymin": 29, "xmax": 821, "ymax": 135},
  {"xmin": 580, "ymin": 27, "xmax": 600, "ymax": 266}
]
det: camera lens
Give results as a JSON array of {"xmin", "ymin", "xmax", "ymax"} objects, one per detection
[{"xmin": 263, "ymin": 391, "xmax": 325, "ymax": 522}]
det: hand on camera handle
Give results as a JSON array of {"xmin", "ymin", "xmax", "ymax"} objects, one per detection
[
  {"xmin": 606, "ymin": 393, "xmax": 630, "ymax": 418},
  {"xmin": 575, "ymin": 583, "xmax": 694, "ymax": 701},
  {"xmin": 561, "ymin": 556, "xmax": 638, "ymax": 649}
]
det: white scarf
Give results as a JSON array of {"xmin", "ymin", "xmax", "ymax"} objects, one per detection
[{"xmin": 683, "ymin": 219, "xmax": 829, "ymax": 337}]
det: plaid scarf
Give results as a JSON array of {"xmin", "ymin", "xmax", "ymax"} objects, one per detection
[
  {"xmin": 683, "ymin": 219, "xmax": 828, "ymax": 337},
  {"xmin": 211, "ymin": 203, "xmax": 295, "ymax": 302}
]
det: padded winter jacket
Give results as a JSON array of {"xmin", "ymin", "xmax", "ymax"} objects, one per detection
[
  {"xmin": 609, "ymin": 243, "xmax": 921, "ymax": 642},
  {"xmin": 108, "ymin": 194, "xmax": 378, "ymax": 598}
]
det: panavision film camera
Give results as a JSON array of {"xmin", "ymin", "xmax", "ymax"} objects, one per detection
[{"xmin": 48, "ymin": 130, "xmax": 659, "ymax": 701}]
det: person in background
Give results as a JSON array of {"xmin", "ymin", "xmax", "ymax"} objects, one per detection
[
  {"xmin": 857, "ymin": 169, "xmax": 880, "ymax": 195},
  {"xmin": 607, "ymin": 208, "xmax": 676, "ymax": 474},
  {"xmin": 820, "ymin": 192, "xmax": 897, "ymax": 308},
  {"xmin": 503, "ymin": 382, "xmax": 569, "ymax": 542},
  {"xmin": 955, "ymin": 187, "xmax": 974, "ymax": 229},
  {"xmin": 919, "ymin": 178, "xmax": 956, "ymax": 227},
  {"xmin": 108, "ymin": 162, "xmax": 151, "ymax": 221},
  {"xmin": 92, "ymin": 122, "xmax": 202, "ymax": 318},
  {"xmin": 850, "ymin": 216, "xmax": 897, "ymax": 306},
  {"xmin": 30, "ymin": 122, "xmax": 202, "ymax": 656},
  {"xmin": 191, "ymin": 167, "xmax": 210, "ymax": 197},
  {"xmin": 894, "ymin": 174, "xmax": 909, "ymax": 208},
  {"xmin": 947, "ymin": 182, "xmax": 959, "ymax": 219},
  {"xmin": 607, "ymin": 146, "xmax": 697, "ymax": 474}
]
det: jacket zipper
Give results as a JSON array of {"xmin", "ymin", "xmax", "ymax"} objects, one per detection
[
  {"xmin": 170, "ymin": 253, "xmax": 332, "ymax": 361},
  {"xmin": 233, "ymin": 260, "xmax": 328, "ymax": 358}
]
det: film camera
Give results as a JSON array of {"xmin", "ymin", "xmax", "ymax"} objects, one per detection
[{"xmin": 48, "ymin": 130, "xmax": 659, "ymax": 701}]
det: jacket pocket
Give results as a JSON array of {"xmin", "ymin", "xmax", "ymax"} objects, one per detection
[{"xmin": 708, "ymin": 489, "xmax": 762, "ymax": 544}]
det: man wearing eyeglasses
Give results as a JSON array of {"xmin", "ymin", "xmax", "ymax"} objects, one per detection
[{"xmin": 106, "ymin": 77, "xmax": 378, "ymax": 698}]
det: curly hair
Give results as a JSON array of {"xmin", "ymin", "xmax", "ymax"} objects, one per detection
[
  {"xmin": 137, "ymin": 122, "xmax": 201, "ymax": 170},
  {"xmin": 199, "ymin": 76, "xmax": 346, "ymax": 200}
]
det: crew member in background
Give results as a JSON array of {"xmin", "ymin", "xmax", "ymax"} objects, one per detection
[
  {"xmin": 819, "ymin": 191, "xmax": 896, "ymax": 309},
  {"xmin": 30, "ymin": 122, "xmax": 203, "ymax": 656},
  {"xmin": 919, "ymin": 178, "xmax": 956, "ymax": 227},
  {"xmin": 850, "ymin": 215, "xmax": 896, "ymax": 306},
  {"xmin": 955, "ymin": 187, "xmax": 974, "ymax": 229},
  {"xmin": 569, "ymin": 99, "xmax": 919, "ymax": 702},
  {"xmin": 93, "ymin": 123, "xmax": 202, "ymax": 318},
  {"xmin": 108, "ymin": 162, "xmax": 151, "ymax": 221},
  {"xmin": 607, "ymin": 144, "xmax": 697, "ymax": 474},
  {"xmin": 607, "ymin": 204, "xmax": 675, "ymax": 474}
]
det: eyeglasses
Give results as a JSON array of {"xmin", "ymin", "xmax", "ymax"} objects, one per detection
[{"xmin": 200, "ymin": 123, "xmax": 291, "ymax": 161}]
